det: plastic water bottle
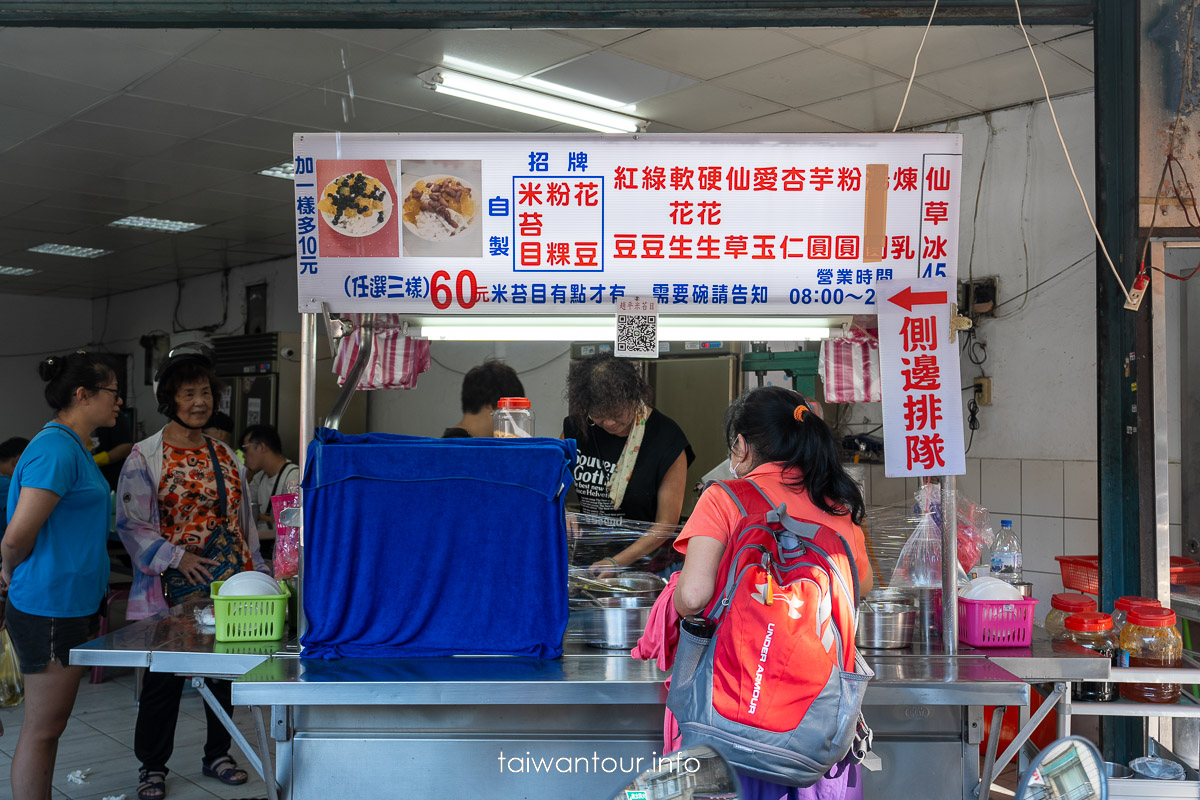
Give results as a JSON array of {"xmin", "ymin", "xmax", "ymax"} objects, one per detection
[{"xmin": 989, "ymin": 519, "xmax": 1023, "ymax": 584}]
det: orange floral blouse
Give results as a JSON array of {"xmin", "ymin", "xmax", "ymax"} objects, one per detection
[{"xmin": 158, "ymin": 441, "xmax": 253, "ymax": 565}]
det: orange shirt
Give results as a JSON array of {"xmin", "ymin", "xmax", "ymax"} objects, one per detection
[
  {"xmin": 675, "ymin": 462, "xmax": 871, "ymax": 588},
  {"xmin": 159, "ymin": 442, "xmax": 253, "ymax": 565}
]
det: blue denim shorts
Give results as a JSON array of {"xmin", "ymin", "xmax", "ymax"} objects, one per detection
[{"xmin": 5, "ymin": 598, "xmax": 98, "ymax": 674}]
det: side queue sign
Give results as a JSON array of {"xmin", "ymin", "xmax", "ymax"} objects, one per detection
[
  {"xmin": 877, "ymin": 276, "xmax": 966, "ymax": 478},
  {"xmin": 292, "ymin": 132, "xmax": 962, "ymax": 314}
]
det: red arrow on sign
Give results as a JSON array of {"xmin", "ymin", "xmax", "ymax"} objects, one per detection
[{"xmin": 888, "ymin": 286, "xmax": 948, "ymax": 311}]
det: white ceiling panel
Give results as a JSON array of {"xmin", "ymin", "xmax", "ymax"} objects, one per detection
[
  {"xmin": 0, "ymin": 29, "xmax": 176, "ymax": 91},
  {"xmin": 210, "ymin": 175, "xmax": 298, "ymax": 202},
  {"xmin": 1045, "ymin": 31, "xmax": 1094, "ymax": 72},
  {"xmin": 72, "ymin": 176, "xmax": 193, "ymax": 205},
  {"xmin": 40, "ymin": 192, "xmax": 153, "ymax": 216},
  {"xmin": 40, "ymin": 120, "xmax": 186, "ymax": 158},
  {"xmin": 714, "ymin": 49, "xmax": 902, "ymax": 107},
  {"xmin": 318, "ymin": 29, "xmax": 432, "ymax": 53},
  {"xmin": 202, "ymin": 117, "xmax": 324, "ymax": 150},
  {"xmin": 532, "ymin": 51, "xmax": 696, "ymax": 105},
  {"xmin": 825, "ymin": 26, "xmax": 1032, "ymax": 76},
  {"xmin": 608, "ymin": 28, "xmax": 808, "ymax": 81},
  {"xmin": 0, "ymin": 105, "xmax": 60, "ymax": 152},
  {"xmin": 712, "ymin": 108, "xmax": 857, "ymax": 134},
  {"xmin": 2, "ymin": 141, "xmax": 142, "ymax": 177},
  {"xmin": 342, "ymin": 54, "xmax": 457, "ymax": 112},
  {"xmin": 129, "ymin": 61, "xmax": 308, "ymax": 115},
  {"xmin": 781, "ymin": 27, "xmax": 867, "ymax": 46},
  {"xmin": 91, "ymin": 28, "xmax": 216, "ymax": 56},
  {"xmin": 398, "ymin": 112, "xmax": 504, "ymax": 133},
  {"xmin": 159, "ymin": 140, "xmax": 285, "ymax": 173},
  {"xmin": 395, "ymin": 29, "xmax": 595, "ymax": 78},
  {"xmin": 0, "ymin": 64, "xmax": 111, "ymax": 118},
  {"xmin": 804, "ymin": 82, "xmax": 978, "ymax": 132},
  {"xmin": 915, "ymin": 45, "xmax": 1093, "ymax": 110},
  {"xmin": 110, "ymin": 158, "xmax": 249, "ymax": 192},
  {"xmin": 551, "ymin": 29, "xmax": 647, "ymax": 47},
  {"xmin": 184, "ymin": 29, "xmax": 384, "ymax": 85},
  {"xmin": 259, "ymin": 89, "xmax": 427, "ymax": 132},
  {"xmin": 635, "ymin": 83, "xmax": 787, "ymax": 132},
  {"xmin": 77, "ymin": 95, "xmax": 240, "ymax": 138}
]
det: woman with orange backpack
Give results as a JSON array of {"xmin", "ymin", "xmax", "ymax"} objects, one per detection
[{"xmin": 671, "ymin": 386, "xmax": 873, "ymax": 800}]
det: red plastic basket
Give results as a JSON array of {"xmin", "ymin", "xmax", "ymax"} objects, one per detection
[
  {"xmin": 1056, "ymin": 555, "xmax": 1200, "ymax": 594},
  {"xmin": 958, "ymin": 597, "xmax": 1038, "ymax": 648}
]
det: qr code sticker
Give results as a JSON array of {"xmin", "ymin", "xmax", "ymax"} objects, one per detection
[{"xmin": 616, "ymin": 314, "xmax": 658, "ymax": 358}]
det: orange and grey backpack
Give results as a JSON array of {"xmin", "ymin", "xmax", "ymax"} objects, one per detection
[{"xmin": 666, "ymin": 478, "xmax": 873, "ymax": 787}]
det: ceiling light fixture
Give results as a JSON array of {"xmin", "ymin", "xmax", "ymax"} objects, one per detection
[
  {"xmin": 419, "ymin": 68, "xmax": 646, "ymax": 134},
  {"xmin": 260, "ymin": 161, "xmax": 296, "ymax": 180},
  {"xmin": 0, "ymin": 265, "xmax": 38, "ymax": 276},
  {"xmin": 109, "ymin": 216, "xmax": 206, "ymax": 233},
  {"xmin": 28, "ymin": 243, "xmax": 112, "ymax": 259},
  {"xmin": 406, "ymin": 316, "xmax": 847, "ymax": 342}
]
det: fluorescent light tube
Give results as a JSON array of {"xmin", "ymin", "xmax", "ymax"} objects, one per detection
[
  {"xmin": 0, "ymin": 265, "xmax": 38, "ymax": 276},
  {"xmin": 408, "ymin": 316, "xmax": 847, "ymax": 342},
  {"xmin": 422, "ymin": 69, "xmax": 646, "ymax": 134},
  {"xmin": 28, "ymin": 243, "xmax": 112, "ymax": 259},
  {"xmin": 260, "ymin": 161, "xmax": 296, "ymax": 180},
  {"xmin": 109, "ymin": 216, "xmax": 205, "ymax": 233}
]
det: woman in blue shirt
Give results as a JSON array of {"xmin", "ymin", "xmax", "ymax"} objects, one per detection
[{"xmin": 2, "ymin": 351, "xmax": 121, "ymax": 800}]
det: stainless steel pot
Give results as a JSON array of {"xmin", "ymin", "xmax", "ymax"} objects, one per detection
[
  {"xmin": 588, "ymin": 597, "xmax": 656, "ymax": 649},
  {"xmin": 856, "ymin": 603, "xmax": 918, "ymax": 649}
]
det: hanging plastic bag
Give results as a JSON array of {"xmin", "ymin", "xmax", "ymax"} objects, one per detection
[
  {"xmin": 890, "ymin": 514, "xmax": 944, "ymax": 588},
  {"xmin": 271, "ymin": 492, "xmax": 300, "ymax": 580},
  {"xmin": 0, "ymin": 628, "xmax": 25, "ymax": 707}
]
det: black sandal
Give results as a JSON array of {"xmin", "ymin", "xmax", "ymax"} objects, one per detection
[
  {"xmin": 202, "ymin": 754, "xmax": 249, "ymax": 786},
  {"xmin": 137, "ymin": 769, "xmax": 167, "ymax": 800}
]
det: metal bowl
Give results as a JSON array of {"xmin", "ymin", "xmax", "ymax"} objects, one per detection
[
  {"xmin": 595, "ymin": 574, "xmax": 666, "ymax": 599},
  {"xmin": 1102, "ymin": 762, "xmax": 1133, "ymax": 779},
  {"xmin": 856, "ymin": 604, "xmax": 918, "ymax": 650},
  {"xmin": 588, "ymin": 597, "xmax": 656, "ymax": 649},
  {"xmin": 864, "ymin": 587, "xmax": 917, "ymax": 607}
]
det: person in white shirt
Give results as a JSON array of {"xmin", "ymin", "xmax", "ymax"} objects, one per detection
[{"xmin": 239, "ymin": 424, "xmax": 299, "ymax": 557}]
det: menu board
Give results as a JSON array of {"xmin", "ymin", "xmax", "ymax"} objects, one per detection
[{"xmin": 293, "ymin": 133, "xmax": 962, "ymax": 315}]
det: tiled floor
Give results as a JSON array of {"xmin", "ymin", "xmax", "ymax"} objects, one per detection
[{"xmin": 0, "ymin": 670, "xmax": 273, "ymax": 800}]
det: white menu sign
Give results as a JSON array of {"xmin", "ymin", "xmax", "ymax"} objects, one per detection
[
  {"xmin": 292, "ymin": 132, "xmax": 962, "ymax": 314},
  {"xmin": 877, "ymin": 276, "xmax": 965, "ymax": 478}
]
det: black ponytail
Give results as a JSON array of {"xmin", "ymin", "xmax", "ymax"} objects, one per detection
[
  {"xmin": 725, "ymin": 386, "xmax": 865, "ymax": 525},
  {"xmin": 38, "ymin": 351, "xmax": 114, "ymax": 412}
]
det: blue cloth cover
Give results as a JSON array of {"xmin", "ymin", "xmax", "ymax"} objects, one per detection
[{"xmin": 300, "ymin": 428, "xmax": 575, "ymax": 659}]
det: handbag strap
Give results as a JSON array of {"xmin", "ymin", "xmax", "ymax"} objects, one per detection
[
  {"xmin": 270, "ymin": 461, "xmax": 295, "ymax": 497},
  {"xmin": 204, "ymin": 436, "xmax": 230, "ymax": 523}
]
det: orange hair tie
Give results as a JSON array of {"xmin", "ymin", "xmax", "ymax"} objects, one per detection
[{"xmin": 793, "ymin": 405, "xmax": 808, "ymax": 423}]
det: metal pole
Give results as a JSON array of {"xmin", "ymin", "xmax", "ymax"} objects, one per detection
[
  {"xmin": 298, "ymin": 312, "xmax": 317, "ymax": 644},
  {"xmin": 940, "ymin": 475, "xmax": 958, "ymax": 655}
]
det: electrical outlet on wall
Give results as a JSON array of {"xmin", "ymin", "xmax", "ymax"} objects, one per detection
[
  {"xmin": 959, "ymin": 277, "xmax": 999, "ymax": 317},
  {"xmin": 973, "ymin": 376, "xmax": 992, "ymax": 405}
]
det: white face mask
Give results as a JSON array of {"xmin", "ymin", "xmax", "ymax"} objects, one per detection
[{"xmin": 728, "ymin": 457, "xmax": 740, "ymax": 479}]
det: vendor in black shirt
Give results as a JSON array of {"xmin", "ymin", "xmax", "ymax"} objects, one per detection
[
  {"xmin": 563, "ymin": 353, "xmax": 693, "ymax": 575},
  {"xmin": 442, "ymin": 360, "xmax": 524, "ymax": 438}
]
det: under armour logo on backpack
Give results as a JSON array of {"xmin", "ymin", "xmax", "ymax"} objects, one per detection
[{"xmin": 751, "ymin": 582, "xmax": 804, "ymax": 619}]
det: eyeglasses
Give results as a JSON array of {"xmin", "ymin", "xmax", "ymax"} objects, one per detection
[{"xmin": 96, "ymin": 387, "xmax": 123, "ymax": 403}]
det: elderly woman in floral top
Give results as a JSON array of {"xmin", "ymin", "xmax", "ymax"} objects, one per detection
[{"xmin": 117, "ymin": 345, "xmax": 266, "ymax": 800}]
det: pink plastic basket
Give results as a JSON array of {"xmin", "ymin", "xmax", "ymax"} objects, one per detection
[{"xmin": 958, "ymin": 597, "xmax": 1038, "ymax": 648}]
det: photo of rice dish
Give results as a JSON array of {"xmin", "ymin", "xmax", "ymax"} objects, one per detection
[
  {"xmin": 402, "ymin": 176, "xmax": 476, "ymax": 241},
  {"xmin": 318, "ymin": 171, "xmax": 392, "ymax": 237}
]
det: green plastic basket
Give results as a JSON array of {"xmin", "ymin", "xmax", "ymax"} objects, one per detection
[{"xmin": 211, "ymin": 579, "xmax": 290, "ymax": 642}]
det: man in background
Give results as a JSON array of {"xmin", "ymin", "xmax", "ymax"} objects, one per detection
[
  {"xmin": 240, "ymin": 424, "xmax": 300, "ymax": 555},
  {"xmin": 442, "ymin": 361, "xmax": 525, "ymax": 438},
  {"xmin": 0, "ymin": 436, "xmax": 29, "ymax": 540}
]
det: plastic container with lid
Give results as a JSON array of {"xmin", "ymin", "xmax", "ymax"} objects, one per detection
[
  {"xmin": 1045, "ymin": 593, "xmax": 1096, "ymax": 640},
  {"xmin": 493, "ymin": 397, "xmax": 535, "ymax": 438},
  {"xmin": 1118, "ymin": 606, "xmax": 1182, "ymax": 704},
  {"xmin": 1064, "ymin": 612, "xmax": 1117, "ymax": 702},
  {"xmin": 1112, "ymin": 595, "xmax": 1161, "ymax": 632}
]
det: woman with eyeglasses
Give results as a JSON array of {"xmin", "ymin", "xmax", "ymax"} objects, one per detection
[
  {"xmin": 2, "ymin": 352, "xmax": 121, "ymax": 800},
  {"xmin": 562, "ymin": 353, "xmax": 694, "ymax": 576}
]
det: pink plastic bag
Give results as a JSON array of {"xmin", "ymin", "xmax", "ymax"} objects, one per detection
[{"xmin": 271, "ymin": 493, "xmax": 300, "ymax": 579}]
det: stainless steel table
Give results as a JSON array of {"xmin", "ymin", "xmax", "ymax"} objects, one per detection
[{"xmin": 70, "ymin": 600, "xmax": 295, "ymax": 800}]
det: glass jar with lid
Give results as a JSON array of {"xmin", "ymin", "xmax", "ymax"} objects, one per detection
[
  {"xmin": 493, "ymin": 397, "xmax": 535, "ymax": 438},
  {"xmin": 1118, "ymin": 606, "xmax": 1182, "ymax": 704},
  {"xmin": 1064, "ymin": 612, "xmax": 1117, "ymax": 702},
  {"xmin": 1045, "ymin": 593, "xmax": 1096, "ymax": 640},
  {"xmin": 1112, "ymin": 595, "xmax": 1160, "ymax": 633}
]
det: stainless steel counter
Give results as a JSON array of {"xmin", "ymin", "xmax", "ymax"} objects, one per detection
[{"xmin": 1172, "ymin": 588, "xmax": 1200, "ymax": 624}]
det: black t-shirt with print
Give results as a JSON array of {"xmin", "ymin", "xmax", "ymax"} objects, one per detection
[{"xmin": 562, "ymin": 409, "xmax": 694, "ymax": 523}]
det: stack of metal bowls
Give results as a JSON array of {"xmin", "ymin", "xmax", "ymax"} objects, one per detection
[{"xmin": 857, "ymin": 590, "xmax": 919, "ymax": 650}]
